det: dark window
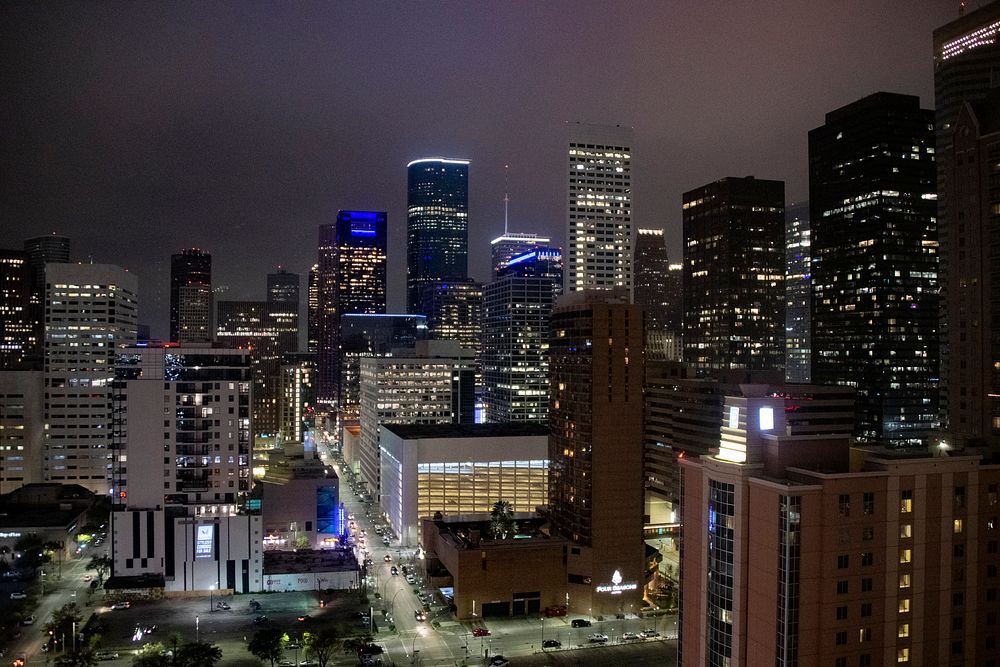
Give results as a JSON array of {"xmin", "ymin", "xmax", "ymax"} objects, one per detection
[
  {"xmin": 837, "ymin": 554, "xmax": 849, "ymax": 569},
  {"xmin": 836, "ymin": 606, "xmax": 848, "ymax": 620},
  {"xmin": 836, "ymin": 631, "xmax": 847, "ymax": 645},
  {"xmin": 863, "ymin": 492, "xmax": 875, "ymax": 515},
  {"xmin": 839, "ymin": 494, "xmax": 850, "ymax": 517},
  {"xmin": 860, "ymin": 602, "xmax": 872, "ymax": 617},
  {"xmin": 861, "ymin": 552, "xmax": 873, "ymax": 566},
  {"xmin": 861, "ymin": 578, "xmax": 873, "ymax": 592},
  {"xmin": 837, "ymin": 580, "xmax": 849, "ymax": 595}
]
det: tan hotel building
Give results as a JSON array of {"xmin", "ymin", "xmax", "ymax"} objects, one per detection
[{"xmin": 681, "ymin": 389, "xmax": 1000, "ymax": 667}]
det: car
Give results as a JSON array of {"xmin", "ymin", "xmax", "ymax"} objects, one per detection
[
  {"xmin": 252, "ymin": 615, "xmax": 270, "ymax": 624},
  {"xmin": 588, "ymin": 633, "xmax": 609, "ymax": 643},
  {"xmin": 143, "ymin": 624, "xmax": 157, "ymax": 634},
  {"xmin": 623, "ymin": 631, "xmax": 640, "ymax": 640},
  {"xmin": 216, "ymin": 601, "xmax": 231, "ymax": 610},
  {"xmin": 277, "ymin": 660, "xmax": 294, "ymax": 667},
  {"xmin": 383, "ymin": 554, "xmax": 391, "ymax": 562},
  {"xmin": 472, "ymin": 627, "xmax": 490, "ymax": 637},
  {"xmin": 296, "ymin": 614, "xmax": 311, "ymax": 622},
  {"xmin": 542, "ymin": 639, "xmax": 561, "ymax": 648},
  {"xmin": 83, "ymin": 574, "xmax": 93, "ymax": 582},
  {"xmin": 488, "ymin": 657, "xmax": 509, "ymax": 667},
  {"xmin": 405, "ymin": 574, "xmax": 415, "ymax": 584},
  {"xmin": 358, "ymin": 644, "xmax": 384, "ymax": 655},
  {"xmin": 544, "ymin": 605, "xmax": 568, "ymax": 617},
  {"xmin": 9, "ymin": 591, "xmax": 26, "ymax": 600},
  {"xmin": 641, "ymin": 629, "xmax": 660, "ymax": 638},
  {"xmin": 95, "ymin": 651, "xmax": 119, "ymax": 661},
  {"xmin": 571, "ymin": 618, "xmax": 592, "ymax": 628},
  {"xmin": 390, "ymin": 566, "xmax": 398, "ymax": 575},
  {"xmin": 401, "ymin": 565, "xmax": 409, "ymax": 575},
  {"xmin": 20, "ymin": 616, "xmax": 34, "ymax": 626},
  {"xmin": 110, "ymin": 601, "xmax": 131, "ymax": 610},
  {"xmin": 298, "ymin": 660, "xmax": 319, "ymax": 666},
  {"xmin": 414, "ymin": 610, "xmax": 426, "ymax": 622},
  {"xmin": 382, "ymin": 538, "xmax": 391, "ymax": 546}
]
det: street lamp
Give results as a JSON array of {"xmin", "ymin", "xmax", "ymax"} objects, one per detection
[{"xmin": 195, "ymin": 615, "xmax": 200, "ymax": 643}]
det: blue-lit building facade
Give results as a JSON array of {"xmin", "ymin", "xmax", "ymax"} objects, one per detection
[
  {"xmin": 483, "ymin": 249, "xmax": 562, "ymax": 423},
  {"xmin": 406, "ymin": 158, "xmax": 470, "ymax": 315},
  {"xmin": 316, "ymin": 211, "xmax": 388, "ymax": 408}
]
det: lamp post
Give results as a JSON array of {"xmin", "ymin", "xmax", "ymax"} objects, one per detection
[
  {"xmin": 210, "ymin": 584, "xmax": 215, "ymax": 612},
  {"xmin": 195, "ymin": 615, "xmax": 200, "ymax": 643}
]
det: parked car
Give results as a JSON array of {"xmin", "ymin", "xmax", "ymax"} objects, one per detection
[
  {"xmin": 588, "ymin": 633, "xmax": 609, "ymax": 643},
  {"xmin": 488, "ymin": 657, "xmax": 509, "ymax": 667},
  {"xmin": 252, "ymin": 615, "xmax": 270, "ymax": 624},
  {"xmin": 110, "ymin": 601, "xmax": 131, "ymax": 610},
  {"xmin": 20, "ymin": 616, "xmax": 34, "ymax": 626},
  {"xmin": 405, "ymin": 574, "xmax": 415, "ymax": 584},
  {"xmin": 472, "ymin": 627, "xmax": 490, "ymax": 637},
  {"xmin": 623, "ymin": 632, "xmax": 640, "ymax": 640},
  {"xmin": 571, "ymin": 618, "xmax": 591, "ymax": 628},
  {"xmin": 542, "ymin": 639, "xmax": 561, "ymax": 648},
  {"xmin": 641, "ymin": 629, "xmax": 660, "ymax": 638},
  {"xmin": 95, "ymin": 652, "xmax": 119, "ymax": 661},
  {"xmin": 9, "ymin": 591, "xmax": 26, "ymax": 600}
]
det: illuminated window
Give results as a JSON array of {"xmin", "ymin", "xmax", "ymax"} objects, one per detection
[
  {"xmin": 899, "ymin": 573, "xmax": 911, "ymax": 588},
  {"xmin": 954, "ymin": 519, "xmax": 964, "ymax": 534},
  {"xmin": 898, "ymin": 623, "xmax": 909, "ymax": 638},
  {"xmin": 899, "ymin": 598, "xmax": 911, "ymax": 613},
  {"xmin": 898, "ymin": 648, "xmax": 909, "ymax": 663},
  {"xmin": 759, "ymin": 407, "xmax": 774, "ymax": 431},
  {"xmin": 900, "ymin": 524, "xmax": 912, "ymax": 538},
  {"xmin": 900, "ymin": 549, "xmax": 912, "ymax": 564},
  {"xmin": 900, "ymin": 490, "xmax": 913, "ymax": 513}
]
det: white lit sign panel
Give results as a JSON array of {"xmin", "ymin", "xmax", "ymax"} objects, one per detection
[
  {"xmin": 195, "ymin": 525, "xmax": 214, "ymax": 559},
  {"xmin": 594, "ymin": 569, "xmax": 638, "ymax": 595},
  {"xmin": 728, "ymin": 406, "xmax": 739, "ymax": 429},
  {"xmin": 759, "ymin": 407, "xmax": 774, "ymax": 431}
]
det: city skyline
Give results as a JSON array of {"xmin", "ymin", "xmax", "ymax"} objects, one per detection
[{"xmin": 0, "ymin": 2, "xmax": 955, "ymax": 335}]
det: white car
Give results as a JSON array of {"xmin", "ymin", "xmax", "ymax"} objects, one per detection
[
  {"xmin": 588, "ymin": 633, "xmax": 609, "ymax": 643},
  {"xmin": 21, "ymin": 616, "xmax": 35, "ymax": 626},
  {"xmin": 9, "ymin": 591, "xmax": 26, "ymax": 600}
]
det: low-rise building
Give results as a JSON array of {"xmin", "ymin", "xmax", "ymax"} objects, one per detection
[{"xmin": 258, "ymin": 456, "xmax": 344, "ymax": 550}]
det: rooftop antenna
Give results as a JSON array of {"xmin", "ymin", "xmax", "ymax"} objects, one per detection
[{"xmin": 503, "ymin": 164, "xmax": 510, "ymax": 235}]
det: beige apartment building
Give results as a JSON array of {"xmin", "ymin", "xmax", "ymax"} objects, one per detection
[{"xmin": 681, "ymin": 389, "xmax": 1000, "ymax": 667}]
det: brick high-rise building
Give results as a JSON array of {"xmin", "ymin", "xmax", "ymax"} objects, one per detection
[
  {"xmin": 548, "ymin": 290, "xmax": 645, "ymax": 616},
  {"xmin": 170, "ymin": 248, "xmax": 212, "ymax": 344}
]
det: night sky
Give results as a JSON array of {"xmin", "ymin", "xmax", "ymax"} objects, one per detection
[{"xmin": 1, "ymin": 1, "xmax": 957, "ymax": 336}]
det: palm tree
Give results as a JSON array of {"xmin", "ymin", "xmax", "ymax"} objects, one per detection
[{"xmin": 489, "ymin": 500, "xmax": 518, "ymax": 540}]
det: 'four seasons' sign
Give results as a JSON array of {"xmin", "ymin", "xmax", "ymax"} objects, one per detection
[{"xmin": 595, "ymin": 569, "xmax": 638, "ymax": 595}]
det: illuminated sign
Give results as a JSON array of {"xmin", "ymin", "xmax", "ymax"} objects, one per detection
[
  {"xmin": 195, "ymin": 525, "xmax": 214, "ymax": 559},
  {"xmin": 0, "ymin": 532, "xmax": 22, "ymax": 539},
  {"xmin": 759, "ymin": 406, "xmax": 774, "ymax": 431},
  {"xmin": 727, "ymin": 406, "xmax": 739, "ymax": 429},
  {"xmin": 594, "ymin": 569, "xmax": 638, "ymax": 595}
]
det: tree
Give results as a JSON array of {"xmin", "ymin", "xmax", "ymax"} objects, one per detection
[
  {"xmin": 175, "ymin": 641, "xmax": 222, "ymax": 667},
  {"xmin": 248, "ymin": 628, "xmax": 285, "ymax": 667},
  {"xmin": 87, "ymin": 555, "xmax": 112, "ymax": 583},
  {"xmin": 54, "ymin": 649, "xmax": 98, "ymax": 667},
  {"xmin": 303, "ymin": 629, "xmax": 338, "ymax": 667},
  {"xmin": 45, "ymin": 601, "xmax": 83, "ymax": 648},
  {"xmin": 489, "ymin": 500, "xmax": 518, "ymax": 540},
  {"xmin": 132, "ymin": 642, "xmax": 171, "ymax": 667}
]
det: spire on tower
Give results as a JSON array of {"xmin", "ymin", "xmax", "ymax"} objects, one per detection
[{"xmin": 503, "ymin": 164, "xmax": 510, "ymax": 235}]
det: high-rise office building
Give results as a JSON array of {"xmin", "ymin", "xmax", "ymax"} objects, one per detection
[
  {"xmin": 482, "ymin": 249, "xmax": 560, "ymax": 423},
  {"xmin": 933, "ymin": 4, "xmax": 1000, "ymax": 449},
  {"xmin": 0, "ymin": 370, "xmax": 44, "ymax": 493},
  {"xmin": 307, "ymin": 264, "xmax": 319, "ymax": 354},
  {"xmin": 216, "ymin": 300, "xmax": 281, "ymax": 440},
  {"xmin": 279, "ymin": 353, "xmax": 316, "ymax": 447},
  {"xmin": 785, "ymin": 201, "xmax": 812, "ymax": 383},
  {"xmin": 0, "ymin": 250, "xmax": 36, "ymax": 369},
  {"xmin": 316, "ymin": 211, "xmax": 388, "ymax": 407},
  {"xmin": 548, "ymin": 290, "xmax": 644, "ymax": 616},
  {"xmin": 943, "ymin": 93, "xmax": 1000, "ymax": 451},
  {"xmin": 679, "ymin": 388, "xmax": 998, "ymax": 667},
  {"xmin": 634, "ymin": 229, "xmax": 674, "ymax": 330},
  {"xmin": 44, "ymin": 263, "xmax": 137, "ymax": 494},
  {"xmin": 810, "ymin": 93, "xmax": 938, "ymax": 447},
  {"xmin": 111, "ymin": 345, "xmax": 261, "ymax": 593},
  {"xmin": 933, "ymin": 4, "xmax": 1000, "ymax": 428},
  {"xmin": 170, "ymin": 248, "xmax": 212, "ymax": 343},
  {"xmin": 490, "ymin": 232, "xmax": 550, "ymax": 277},
  {"xmin": 418, "ymin": 280, "xmax": 483, "ymax": 361},
  {"xmin": 23, "ymin": 234, "xmax": 69, "ymax": 367},
  {"xmin": 407, "ymin": 158, "xmax": 470, "ymax": 315},
  {"xmin": 682, "ymin": 176, "xmax": 785, "ymax": 376},
  {"xmin": 266, "ymin": 269, "xmax": 300, "ymax": 354},
  {"xmin": 566, "ymin": 123, "xmax": 633, "ymax": 295},
  {"xmin": 338, "ymin": 314, "xmax": 428, "ymax": 423},
  {"xmin": 358, "ymin": 340, "xmax": 475, "ymax": 501}
]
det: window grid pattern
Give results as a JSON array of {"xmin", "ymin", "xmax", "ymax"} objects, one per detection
[
  {"xmin": 777, "ymin": 495, "xmax": 802, "ymax": 666},
  {"xmin": 707, "ymin": 479, "xmax": 735, "ymax": 667},
  {"xmin": 416, "ymin": 459, "xmax": 548, "ymax": 519}
]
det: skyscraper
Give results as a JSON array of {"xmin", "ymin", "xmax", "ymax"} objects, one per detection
[
  {"xmin": 548, "ymin": 290, "xmax": 644, "ymax": 616},
  {"xmin": 418, "ymin": 280, "xmax": 483, "ymax": 360},
  {"xmin": 170, "ymin": 248, "xmax": 212, "ymax": 343},
  {"xmin": 634, "ymin": 227, "xmax": 682, "ymax": 363},
  {"xmin": 316, "ymin": 211, "xmax": 388, "ymax": 407},
  {"xmin": 810, "ymin": 92, "xmax": 938, "ymax": 447},
  {"xmin": 307, "ymin": 264, "xmax": 319, "ymax": 354},
  {"xmin": 23, "ymin": 234, "xmax": 69, "ymax": 367},
  {"xmin": 0, "ymin": 250, "xmax": 36, "ymax": 369},
  {"xmin": 785, "ymin": 201, "xmax": 812, "ymax": 383},
  {"xmin": 490, "ymin": 232, "xmax": 550, "ymax": 277},
  {"xmin": 682, "ymin": 176, "xmax": 785, "ymax": 376},
  {"xmin": 943, "ymin": 93, "xmax": 1000, "ymax": 451},
  {"xmin": 266, "ymin": 269, "xmax": 300, "ymax": 354},
  {"xmin": 566, "ymin": 123, "xmax": 633, "ymax": 295},
  {"xmin": 933, "ymin": 4, "xmax": 1000, "ymax": 449},
  {"xmin": 406, "ymin": 158, "xmax": 470, "ymax": 315},
  {"xmin": 44, "ymin": 263, "xmax": 137, "ymax": 494},
  {"xmin": 482, "ymin": 249, "xmax": 561, "ymax": 423}
]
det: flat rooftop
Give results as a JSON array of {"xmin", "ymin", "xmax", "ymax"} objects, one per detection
[
  {"xmin": 382, "ymin": 423, "xmax": 549, "ymax": 440},
  {"xmin": 263, "ymin": 548, "xmax": 358, "ymax": 575}
]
